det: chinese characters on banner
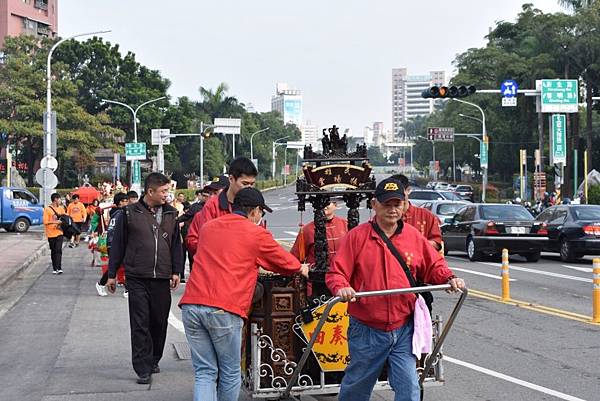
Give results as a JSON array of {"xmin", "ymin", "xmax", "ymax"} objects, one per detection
[{"xmin": 300, "ymin": 302, "xmax": 350, "ymax": 372}]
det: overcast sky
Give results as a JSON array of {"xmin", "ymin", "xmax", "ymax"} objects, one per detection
[{"xmin": 59, "ymin": 1, "xmax": 565, "ymax": 136}]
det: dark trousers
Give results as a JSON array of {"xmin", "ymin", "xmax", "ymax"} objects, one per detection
[
  {"xmin": 48, "ymin": 236, "xmax": 63, "ymax": 271},
  {"xmin": 127, "ymin": 276, "xmax": 171, "ymax": 377}
]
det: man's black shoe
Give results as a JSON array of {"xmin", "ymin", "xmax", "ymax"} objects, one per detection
[
  {"xmin": 136, "ymin": 374, "xmax": 152, "ymax": 384},
  {"xmin": 152, "ymin": 364, "xmax": 160, "ymax": 374}
]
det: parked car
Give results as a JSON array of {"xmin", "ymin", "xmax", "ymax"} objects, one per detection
[
  {"xmin": 442, "ymin": 203, "xmax": 548, "ymax": 262},
  {"xmin": 0, "ymin": 187, "xmax": 44, "ymax": 232},
  {"xmin": 454, "ymin": 185, "xmax": 474, "ymax": 201},
  {"xmin": 535, "ymin": 205, "xmax": 600, "ymax": 261},
  {"xmin": 421, "ymin": 200, "xmax": 469, "ymax": 223},
  {"xmin": 409, "ymin": 190, "xmax": 464, "ymax": 206}
]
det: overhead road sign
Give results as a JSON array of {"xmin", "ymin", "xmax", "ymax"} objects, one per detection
[
  {"xmin": 151, "ymin": 129, "xmax": 170, "ymax": 145},
  {"xmin": 213, "ymin": 118, "xmax": 241, "ymax": 135},
  {"xmin": 501, "ymin": 80, "xmax": 518, "ymax": 107},
  {"xmin": 427, "ymin": 127, "xmax": 455, "ymax": 142},
  {"xmin": 540, "ymin": 79, "xmax": 578, "ymax": 113}
]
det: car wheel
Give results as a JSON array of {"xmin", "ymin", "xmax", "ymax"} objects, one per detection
[
  {"xmin": 560, "ymin": 238, "xmax": 577, "ymax": 262},
  {"xmin": 13, "ymin": 218, "xmax": 30, "ymax": 233},
  {"xmin": 466, "ymin": 236, "xmax": 482, "ymax": 261},
  {"xmin": 522, "ymin": 252, "xmax": 541, "ymax": 262}
]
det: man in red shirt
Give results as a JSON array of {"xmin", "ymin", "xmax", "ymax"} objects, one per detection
[
  {"xmin": 291, "ymin": 199, "xmax": 347, "ymax": 295},
  {"xmin": 180, "ymin": 187, "xmax": 308, "ymax": 401},
  {"xmin": 326, "ymin": 177, "xmax": 465, "ymax": 401},
  {"xmin": 392, "ymin": 174, "xmax": 442, "ymax": 251},
  {"xmin": 186, "ymin": 157, "xmax": 257, "ymax": 255}
]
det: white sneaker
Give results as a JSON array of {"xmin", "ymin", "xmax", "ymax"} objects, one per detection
[
  {"xmin": 52, "ymin": 270, "xmax": 58, "ymax": 275},
  {"xmin": 123, "ymin": 290, "xmax": 129, "ymax": 299},
  {"xmin": 57, "ymin": 269, "xmax": 63, "ymax": 274},
  {"xmin": 96, "ymin": 282, "xmax": 108, "ymax": 297}
]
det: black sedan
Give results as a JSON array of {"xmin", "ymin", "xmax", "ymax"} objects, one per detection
[
  {"xmin": 442, "ymin": 203, "xmax": 548, "ymax": 262},
  {"xmin": 535, "ymin": 205, "xmax": 600, "ymax": 261}
]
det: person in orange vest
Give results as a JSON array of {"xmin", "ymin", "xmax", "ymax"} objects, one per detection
[
  {"xmin": 67, "ymin": 194, "xmax": 87, "ymax": 248},
  {"xmin": 43, "ymin": 193, "xmax": 66, "ymax": 274}
]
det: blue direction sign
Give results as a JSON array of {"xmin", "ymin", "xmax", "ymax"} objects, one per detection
[{"xmin": 501, "ymin": 80, "xmax": 519, "ymax": 97}]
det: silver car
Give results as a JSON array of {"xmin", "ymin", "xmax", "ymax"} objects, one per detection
[
  {"xmin": 420, "ymin": 200, "xmax": 470, "ymax": 223},
  {"xmin": 409, "ymin": 189, "xmax": 464, "ymax": 206}
]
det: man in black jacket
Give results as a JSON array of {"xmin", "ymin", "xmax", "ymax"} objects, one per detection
[{"xmin": 107, "ymin": 173, "xmax": 184, "ymax": 384}]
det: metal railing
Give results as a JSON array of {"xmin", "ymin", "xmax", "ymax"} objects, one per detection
[{"xmin": 282, "ymin": 284, "xmax": 468, "ymax": 399}]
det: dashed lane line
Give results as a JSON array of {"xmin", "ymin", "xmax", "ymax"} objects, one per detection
[
  {"xmin": 445, "ymin": 356, "xmax": 587, "ymax": 401},
  {"xmin": 450, "ymin": 266, "xmax": 516, "ymax": 281},
  {"xmin": 477, "ymin": 261, "xmax": 591, "ymax": 283},
  {"xmin": 561, "ymin": 264, "xmax": 593, "ymax": 273},
  {"xmin": 284, "ymin": 231, "xmax": 298, "ymax": 237}
]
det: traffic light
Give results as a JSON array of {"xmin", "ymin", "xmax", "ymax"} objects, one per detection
[{"xmin": 421, "ymin": 85, "xmax": 476, "ymax": 99}]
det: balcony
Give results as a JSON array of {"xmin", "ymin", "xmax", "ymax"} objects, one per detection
[{"xmin": 34, "ymin": 0, "xmax": 48, "ymax": 11}]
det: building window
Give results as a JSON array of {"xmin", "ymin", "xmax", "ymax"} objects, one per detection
[{"xmin": 35, "ymin": 0, "xmax": 48, "ymax": 10}]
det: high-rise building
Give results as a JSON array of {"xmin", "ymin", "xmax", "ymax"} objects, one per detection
[
  {"xmin": 271, "ymin": 83, "xmax": 303, "ymax": 127},
  {"xmin": 0, "ymin": 0, "xmax": 58, "ymax": 49},
  {"xmin": 372, "ymin": 121, "xmax": 385, "ymax": 149},
  {"xmin": 392, "ymin": 68, "xmax": 446, "ymax": 138},
  {"xmin": 300, "ymin": 121, "xmax": 319, "ymax": 150}
]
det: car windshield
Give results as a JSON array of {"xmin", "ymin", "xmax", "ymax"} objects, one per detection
[
  {"xmin": 456, "ymin": 186, "xmax": 472, "ymax": 191},
  {"xmin": 480, "ymin": 205, "xmax": 533, "ymax": 220},
  {"xmin": 437, "ymin": 203, "xmax": 464, "ymax": 216},
  {"xmin": 439, "ymin": 191, "xmax": 462, "ymax": 201},
  {"xmin": 572, "ymin": 206, "xmax": 600, "ymax": 221}
]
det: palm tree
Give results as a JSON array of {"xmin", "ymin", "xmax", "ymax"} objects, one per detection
[{"xmin": 198, "ymin": 82, "xmax": 244, "ymax": 119}]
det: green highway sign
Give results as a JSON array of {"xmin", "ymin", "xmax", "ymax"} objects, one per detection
[
  {"xmin": 551, "ymin": 114, "xmax": 567, "ymax": 164},
  {"xmin": 132, "ymin": 160, "xmax": 141, "ymax": 185},
  {"xmin": 480, "ymin": 138, "xmax": 489, "ymax": 169},
  {"xmin": 125, "ymin": 142, "xmax": 146, "ymax": 161},
  {"xmin": 541, "ymin": 79, "xmax": 578, "ymax": 113}
]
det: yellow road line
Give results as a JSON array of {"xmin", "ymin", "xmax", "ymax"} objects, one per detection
[{"xmin": 469, "ymin": 289, "xmax": 600, "ymax": 326}]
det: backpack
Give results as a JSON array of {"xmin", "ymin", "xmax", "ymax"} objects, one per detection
[
  {"xmin": 49, "ymin": 206, "xmax": 81, "ymax": 239},
  {"xmin": 106, "ymin": 208, "xmax": 123, "ymax": 249}
]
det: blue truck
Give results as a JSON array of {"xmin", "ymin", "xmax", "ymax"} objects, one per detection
[{"xmin": 0, "ymin": 187, "xmax": 44, "ymax": 232}]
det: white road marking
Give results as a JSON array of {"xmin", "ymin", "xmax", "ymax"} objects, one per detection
[
  {"xmin": 450, "ymin": 267, "xmax": 516, "ymax": 281},
  {"xmin": 445, "ymin": 356, "xmax": 587, "ymax": 401},
  {"xmin": 479, "ymin": 262, "xmax": 591, "ymax": 283},
  {"xmin": 284, "ymin": 231, "xmax": 298, "ymax": 237},
  {"xmin": 562, "ymin": 265, "xmax": 593, "ymax": 273},
  {"xmin": 275, "ymin": 238, "xmax": 295, "ymax": 241},
  {"xmin": 169, "ymin": 310, "xmax": 185, "ymax": 334}
]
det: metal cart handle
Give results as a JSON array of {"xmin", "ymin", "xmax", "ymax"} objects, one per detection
[{"xmin": 282, "ymin": 284, "xmax": 468, "ymax": 398}]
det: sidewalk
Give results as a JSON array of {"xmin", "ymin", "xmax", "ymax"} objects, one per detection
[{"xmin": 0, "ymin": 230, "xmax": 47, "ymax": 287}]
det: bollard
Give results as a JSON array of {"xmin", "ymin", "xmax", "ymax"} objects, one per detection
[
  {"xmin": 501, "ymin": 248, "xmax": 510, "ymax": 301},
  {"xmin": 593, "ymin": 259, "xmax": 600, "ymax": 323}
]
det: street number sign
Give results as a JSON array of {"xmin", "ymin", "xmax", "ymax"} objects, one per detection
[
  {"xmin": 551, "ymin": 114, "xmax": 567, "ymax": 164},
  {"xmin": 480, "ymin": 139, "xmax": 489, "ymax": 169},
  {"xmin": 125, "ymin": 142, "xmax": 146, "ymax": 161}
]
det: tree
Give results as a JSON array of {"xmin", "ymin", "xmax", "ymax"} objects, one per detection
[
  {"xmin": 0, "ymin": 36, "xmax": 122, "ymax": 187},
  {"xmin": 367, "ymin": 146, "xmax": 387, "ymax": 165}
]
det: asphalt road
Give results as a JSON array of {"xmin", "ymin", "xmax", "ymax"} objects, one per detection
[{"xmin": 0, "ymin": 185, "xmax": 598, "ymax": 401}]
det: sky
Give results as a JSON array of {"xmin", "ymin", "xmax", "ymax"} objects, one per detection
[{"xmin": 59, "ymin": 1, "xmax": 565, "ymax": 136}]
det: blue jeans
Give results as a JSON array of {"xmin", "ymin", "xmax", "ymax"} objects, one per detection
[
  {"xmin": 181, "ymin": 304, "xmax": 244, "ymax": 401},
  {"xmin": 339, "ymin": 318, "xmax": 420, "ymax": 401}
]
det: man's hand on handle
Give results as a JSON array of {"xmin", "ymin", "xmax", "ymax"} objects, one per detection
[
  {"xmin": 336, "ymin": 287, "xmax": 357, "ymax": 302},
  {"xmin": 299, "ymin": 263, "xmax": 310, "ymax": 278},
  {"xmin": 447, "ymin": 277, "xmax": 466, "ymax": 293}
]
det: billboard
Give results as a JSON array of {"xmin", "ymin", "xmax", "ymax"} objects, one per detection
[{"xmin": 283, "ymin": 98, "xmax": 302, "ymax": 126}]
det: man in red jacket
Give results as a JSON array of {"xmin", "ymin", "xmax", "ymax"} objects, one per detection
[
  {"xmin": 180, "ymin": 187, "xmax": 309, "ymax": 401},
  {"xmin": 186, "ymin": 157, "xmax": 257, "ymax": 255},
  {"xmin": 326, "ymin": 177, "xmax": 465, "ymax": 401},
  {"xmin": 291, "ymin": 199, "xmax": 347, "ymax": 295}
]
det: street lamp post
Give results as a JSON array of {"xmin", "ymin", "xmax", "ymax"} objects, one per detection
[
  {"xmin": 272, "ymin": 136, "xmax": 289, "ymax": 180},
  {"xmin": 249, "ymin": 127, "xmax": 270, "ymax": 161},
  {"xmin": 101, "ymin": 96, "xmax": 166, "ymax": 194},
  {"xmin": 454, "ymin": 99, "xmax": 488, "ymax": 202},
  {"xmin": 42, "ymin": 30, "xmax": 111, "ymax": 205}
]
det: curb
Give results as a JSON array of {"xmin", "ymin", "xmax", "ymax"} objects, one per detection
[
  {"xmin": 0, "ymin": 241, "xmax": 47, "ymax": 288},
  {"xmin": 261, "ymin": 182, "xmax": 296, "ymax": 193}
]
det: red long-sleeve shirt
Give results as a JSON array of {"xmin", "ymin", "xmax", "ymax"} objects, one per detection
[
  {"xmin": 326, "ymin": 219, "xmax": 454, "ymax": 331},
  {"xmin": 185, "ymin": 190, "xmax": 231, "ymax": 255},
  {"xmin": 403, "ymin": 203, "xmax": 442, "ymax": 247},
  {"xmin": 290, "ymin": 215, "xmax": 348, "ymax": 264},
  {"xmin": 179, "ymin": 213, "xmax": 302, "ymax": 318}
]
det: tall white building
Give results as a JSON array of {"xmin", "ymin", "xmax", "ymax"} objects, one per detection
[
  {"xmin": 271, "ymin": 83, "xmax": 303, "ymax": 127},
  {"xmin": 392, "ymin": 68, "xmax": 446, "ymax": 138},
  {"xmin": 300, "ymin": 121, "xmax": 320, "ymax": 150}
]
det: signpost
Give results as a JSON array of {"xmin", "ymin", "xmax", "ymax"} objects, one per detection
[
  {"xmin": 480, "ymin": 138, "xmax": 489, "ymax": 169},
  {"xmin": 501, "ymin": 80, "xmax": 518, "ymax": 107},
  {"xmin": 427, "ymin": 127, "xmax": 455, "ymax": 142},
  {"xmin": 152, "ymin": 129, "xmax": 170, "ymax": 174},
  {"xmin": 540, "ymin": 79, "xmax": 578, "ymax": 113},
  {"xmin": 214, "ymin": 118, "xmax": 241, "ymax": 158},
  {"xmin": 125, "ymin": 142, "xmax": 146, "ymax": 190},
  {"xmin": 551, "ymin": 114, "xmax": 567, "ymax": 164}
]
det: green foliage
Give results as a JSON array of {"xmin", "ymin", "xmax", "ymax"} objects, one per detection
[
  {"xmin": 587, "ymin": 184, "xmax": 600, "ymax": 204},
  {"xmin": 367, "ymin": 146, "xmax": 387, "ymax": 165}
]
